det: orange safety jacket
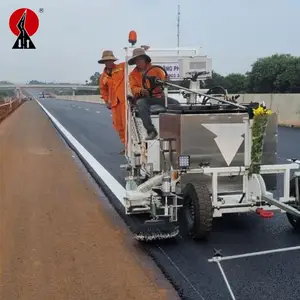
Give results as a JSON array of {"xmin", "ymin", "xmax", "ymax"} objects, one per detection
[
  {"xmin": 99, "ymin": 62, "xmax": 125, "ymax": 107},
  {"xmin": 129, "ymin": 63, "xmax": 166, "ymax": 99}
]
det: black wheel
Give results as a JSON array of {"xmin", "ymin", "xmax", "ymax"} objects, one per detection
[
  {"xmin": 182, "ymin": 183, "xmax": 213, "ymax": 239},
  {"xmin": 286, "ymin": 176, "xmax": 300, "ymax": 231}
]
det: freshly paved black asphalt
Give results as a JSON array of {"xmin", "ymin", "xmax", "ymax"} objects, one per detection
[{"xmin": 37, "ymin": 97, "xmax": 300, "ymax": 300}]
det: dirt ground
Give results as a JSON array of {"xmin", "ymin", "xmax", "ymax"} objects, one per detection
[{"xmin": 0, "ymin": 101, "xmax": 178, "ymax": 300}]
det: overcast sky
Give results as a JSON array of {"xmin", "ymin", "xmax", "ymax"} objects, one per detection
[{"xmin": 1, "ymin": 0, "xmax": 299, "ymax": 83}]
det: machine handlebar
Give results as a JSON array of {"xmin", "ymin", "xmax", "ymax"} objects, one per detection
[
  {"xmin": 142, "ymin": 65, "xmax": 169, "ymax": 96},
  {"xmin": 185, "ymin": 71, "xmax": 209, "ymax": 81},
  {"xmin": 141, "ymin": 65, "xmax": 246, "ymax": 110}
]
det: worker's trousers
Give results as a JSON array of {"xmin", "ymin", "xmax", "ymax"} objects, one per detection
[
  {"xmin": 136, "ymin": 97, "xmax": 180, "ymax": 134},
  {"xmin": 112, "ymin": 99, "xmax": 126, "ymax": 145}
]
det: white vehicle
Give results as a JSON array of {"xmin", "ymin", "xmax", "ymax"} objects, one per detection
[
  {"xmin": 120, "ymin": 33, "xmax": 300, "ymax": 242},
  {"xmin": 38, "ymin": 92, "xmax": 51, "ymax": 98}
]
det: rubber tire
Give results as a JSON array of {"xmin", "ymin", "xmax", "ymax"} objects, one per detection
[
  {"xmin": 182, "ymin": 183, "xmax": 213, "ymax": 240},
  {"xmin": 286, "ymin": 176, "xmax": 300, "ymax": 231}
]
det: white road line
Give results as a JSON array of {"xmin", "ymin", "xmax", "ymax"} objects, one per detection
[
  {"xmin": 35, "ymin": 98, "xmax": 200, "ymax": 294},
  {"xmin": 85, "ymin": 108, "xmax": 90, "ymax": 111},
  {"xmin": 96, "ymin": 111, "xmax": 100, "ymax": 113},
  {"xmin": 216, "ymin": 261, "xmax": 236, "ymax": 300},
  {"xmin": 35, "ymin": 99, "xmax": 125, "ymax": 205},
  {"xmin": 287, "ymin": 158, "xmax": 300, "ymax": 164},
  {"xmin": 210, "ymin": 246, "xmax": 300, "ymax": 300},
  {"xmin": 208, "ymin": 245, "xmax": 300, "ymax": 263},
  {"xmin": 157, "ymin": 246, "xmax": 205, "ymax": 300}
]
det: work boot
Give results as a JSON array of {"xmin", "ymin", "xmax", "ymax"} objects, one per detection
[
  {"xmin": 145, "ymin": 130, "xmax": 158, "ymax": 140},
  {"xmin": 119, "ymin": 149, "xmax": 125, "ymax": 155}
]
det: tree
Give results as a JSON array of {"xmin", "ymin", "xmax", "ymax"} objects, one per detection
[
  {"xmin": 29, "ymin": 80, "xmax": 45, "ymax": 84},
  {"xmin": 82, "ymin": 72, "xmax": 100, "ymax": 95},
  {"xmin": 0, "ymin": 89, "xmax": 14, "ymax": 99},
  {"xmin": 0, "ymin": 81, "xmax": 13, "ymax": 85},
  {"xmin": 87, "ymin": 72, "xmax": 100, "ymax": 86},
  {"xmin": 247, "ymin": 54, "xmax": 300, "ymax": 93},
  {"xmin": 204, "ymin": 72, "xmax": 247, "ymax": 93},
  {"xmin": 223, "ymin": 73, "xmax": 247, "ymax": 93},
  {"xmin": 274, "ymin": 56, "xmax": 300, "ymax": 93},
  {"xmin": 204, "ymin": 71, "xmax": 225, "ymax": 88}
]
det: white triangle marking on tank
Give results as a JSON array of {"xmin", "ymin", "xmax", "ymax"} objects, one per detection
[{"xmin": 202, "ymin": 123, "xmax": 245, "ymax": 166}]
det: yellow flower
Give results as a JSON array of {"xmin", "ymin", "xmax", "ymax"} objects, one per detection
[
  {"xmin": 266, "ymin": 109, "xmax": 272, "ymax": 115},
  {"xmin": 253, "ymin": 105, "xmax": 273, "ymax": 117},
  {"xmin": 253, "ymin": 106, "xmax": 264, "ymax": 116}
]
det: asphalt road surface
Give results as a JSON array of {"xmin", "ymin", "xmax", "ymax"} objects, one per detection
[{"xmin": 38, "ymin": 97, "xmax": 300, "ymax": 300}]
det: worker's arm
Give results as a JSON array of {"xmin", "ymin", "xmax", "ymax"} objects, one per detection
[
  {"xmin": 150, "ymin": 68, "xmax": 166, "ymax": 98},
  {"xmin": 99, "ymin": 73, "xmax": 109, "ymax": 103},
  {"xmin": 129, "ymin": 73, "xmax": 142, "ymax": 98}
]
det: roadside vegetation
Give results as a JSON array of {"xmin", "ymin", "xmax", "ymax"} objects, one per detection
[
  {"xmin": 2, "ymin": 54, "xmax": 299, "ymax": 97},
  {"xmin": 0, "ymin": 81, "xmax": 15, "ymax": 101},
  {"xmin": 86, "ymin": 54, "xmax": 300, "ymax": 94}
]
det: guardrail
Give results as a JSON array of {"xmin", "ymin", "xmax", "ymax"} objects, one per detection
[
  {"xmin": 0, "ymin": 98, "xmax": 14, "ymax": 108},
  {"xmin": 0, "ymin": 98, "xmax": 25, "ymax": 122}
]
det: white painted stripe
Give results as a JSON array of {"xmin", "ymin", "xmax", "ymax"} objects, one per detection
[
  {"xmin": 208, "ymin": 245, "xmax": 300, "ymax": 262},
  {"xmin": 35, "ymin": 99, "xmax": 126, "ymax": 205},
  {"xmin": 96, "ymin": 111, "xmax": 100, "ymax": 113},
  {"xmin": 287, "ymin": 159, "xmax": 300, "ymax": 164},
  {"xmin": 216, "ymin": 261, "xmax": 236, "ymax": 300}
]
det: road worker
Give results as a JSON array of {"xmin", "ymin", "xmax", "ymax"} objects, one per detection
[
  {"xmin": 128, "ymin": 48, "xmax": 179, "ymax": 140},
  {"xmin": 98, "ymin": 50, "xmax": 126, "ymax": 154}
]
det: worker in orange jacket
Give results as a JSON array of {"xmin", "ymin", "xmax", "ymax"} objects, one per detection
[
  {"xmin": 129, "ymin": 48, "xmax": 179, "ymax": 140},
  {"xmin": 98, "ymin": 50, "xmax": 126, "ymax": 154}
]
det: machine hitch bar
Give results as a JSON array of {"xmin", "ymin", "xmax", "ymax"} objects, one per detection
[{"xmin": 156, "ymin": 79, "xmax": 247, "ymax": 110}]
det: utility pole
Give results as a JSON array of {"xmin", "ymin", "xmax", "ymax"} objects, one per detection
[{"xmin": 177, "ymin": 5, "xmax": 180, "ymax": 50}]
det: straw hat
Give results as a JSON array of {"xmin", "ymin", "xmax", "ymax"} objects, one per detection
[
  {"xmin": 128, "ymin": 48, "xmax": 151, "ymax": 66},
  {"xmin": 98, "ymin": 50, "xmax": 118, "ymax": 64}
]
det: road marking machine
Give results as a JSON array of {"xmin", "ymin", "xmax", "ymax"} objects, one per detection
[{"xmin": 120, "ymin": 32, "xmax": 300, "ymax": 242}]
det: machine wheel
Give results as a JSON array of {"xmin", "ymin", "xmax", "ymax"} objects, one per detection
[
  {"xmin": 182, "ymin": 183, "xmax": 213, "ymax": 239},
  {"xmin": 286, "ymin": 176, "xmax": 300, "ymax": 231}
]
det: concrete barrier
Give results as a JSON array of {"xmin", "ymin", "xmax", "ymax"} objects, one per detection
[
  {"xmin": 234, "ymin": 94, "xmax": 300, "ymax": 127},
  {"xmin": 56, "ymin": 93, "xmax": 300, "ymax": 127}
]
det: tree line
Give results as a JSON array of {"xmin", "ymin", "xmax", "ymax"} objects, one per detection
[
  {"xmin": 87, "ymin": 54, "xmax": 300, "ymax": 94},
  {"xmin": 0, "ymin": 81, "xmax": 14, "ymax": 99},
  {"xmin": 27, "ymin": 80, "xmax": 99, "ymax": 95},
  {"xmin": 207, "ymin": 54, "xmax": 300, "ymax": 94},
  {"xmin": 21, "ymin": 53, "xmax": 300, "ymax": 95},
  {"xmin": 0, "ymin": 90, "xmax": 14, "ymax": 99}
]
